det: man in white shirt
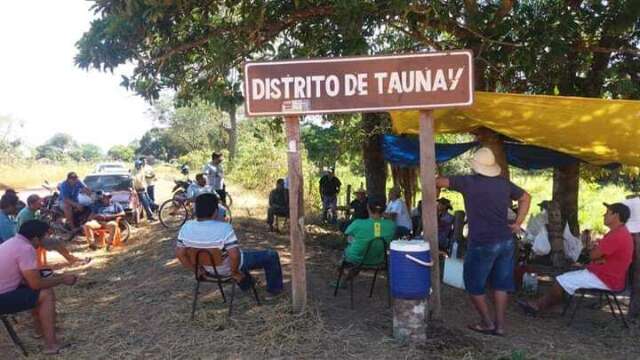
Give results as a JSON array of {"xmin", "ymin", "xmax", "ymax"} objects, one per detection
[
  {"xmin": 384, "ymin": 187, "xmax": 412, "ymax": 238},
  {"xmin": 175, "ymin": 193, "xmax": 283, "ymax": 297},
  {"xmin": 203, "ymin": 152, "xmax": 226, "ymax": 204}
]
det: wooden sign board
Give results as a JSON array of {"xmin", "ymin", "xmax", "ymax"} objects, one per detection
[{"xmin": 244, "ymin": 50, "xmax": 474, "ymax": 117}]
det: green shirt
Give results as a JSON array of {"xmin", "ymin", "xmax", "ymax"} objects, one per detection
[
  {"xmin": 15, "ymin": 207, "xmax": 39, "ymax": 231},
  {"xmin": 344, "ymin": 218, "xmax": 396, "ymax": 265}
]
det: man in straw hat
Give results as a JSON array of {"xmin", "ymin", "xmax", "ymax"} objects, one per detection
[{"xmin": 436, "ymin": 147, "xmax": 531, "ymax": 336}]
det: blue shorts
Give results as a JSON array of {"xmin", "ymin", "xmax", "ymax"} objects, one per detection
[
  {"xmin": 463, "ymin": 239, "xmax": 515, "ymax": 295},
  {"xmin": 0, "ymin": 285, "xmax": 39, "ymax": 314}
]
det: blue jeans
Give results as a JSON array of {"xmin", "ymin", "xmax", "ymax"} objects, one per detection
[
  {"xmin": 463, "ymin": 239, "xmax": 515, "ymax": 295},
  {"xmin": 137, "ymin": 190, "xmax": 155, "ymax": 219},
  {"xmin": 238, "ymin": 249, "xmax": 283, "ymax": 294}
]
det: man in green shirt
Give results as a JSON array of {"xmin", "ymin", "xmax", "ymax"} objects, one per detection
[
  {"xmin": 15, "ymin": 194, "xmax": 90, "ymax": 266},
  {"xmin": 344, "ymin": 196, "xmax": 396, "ymax": 266}
]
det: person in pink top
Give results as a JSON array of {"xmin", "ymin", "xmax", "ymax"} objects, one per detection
[
  {"xmin": 0, "ymin": 220, "xmax": 78, "ymax": 355},
  {"xmin": 518, "ymin": 202, "xmax": 633, "ymax": 315}
]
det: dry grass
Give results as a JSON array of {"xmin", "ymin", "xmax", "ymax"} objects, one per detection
[{"xmin": 2, "ymin": 186, "xmax": 640, "ymax": 359}]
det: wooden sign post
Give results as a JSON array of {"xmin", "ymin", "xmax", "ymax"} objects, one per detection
[
  {"xmin": 244, "ymin": 51, "xmax": 474, "ymax": 322},
  {"xmin": 419, "ymin": 110, "xmax": 441, "ymax": 318},
  {"xmin": 285, "ymin": 116, "xmax": 307, "ymax": 311}
]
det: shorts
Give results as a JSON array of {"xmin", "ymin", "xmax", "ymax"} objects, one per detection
[
  {"xmin": 556, "ymin": 269, "xmax": 610, "ymax": 295},
  {"xmin": 0, "ymin": 285, "xmax": 39, "ymax": 314},
  {"xmin": 463, "ymin": 239, "xmax": 515, "ymax": 295}
]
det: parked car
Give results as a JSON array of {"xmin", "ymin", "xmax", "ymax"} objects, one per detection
[
  {"xmin": 94, "ymin": 162, "xmax": 129, "ymax": 174},
  {"xmin": 82, "ymin": 173, "xmax": 143, "ymax": 224}
]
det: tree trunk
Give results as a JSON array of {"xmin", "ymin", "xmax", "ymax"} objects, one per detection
[
  {"xmin": 226, "ymin": 107, "xmax": 238, "ymax": 160},
  {"xmin": 547, "ymin": 200, "xmax": 565, "ymax": 267},
  {"xmin": 552, "ymin": 163, "xmax": 580, "ymax": 236},
  {"xmin": 362, "ymin": 113, "xmax": 388, "ymax": 201}
]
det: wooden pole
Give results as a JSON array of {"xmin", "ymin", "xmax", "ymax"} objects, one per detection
[
  {"xmin": 285, "ymin": 116, "xmax": 307, "ymax": 311},
  {"xmin": 419, "ymin": 110, "xmax": 441, "ymax": 319}
]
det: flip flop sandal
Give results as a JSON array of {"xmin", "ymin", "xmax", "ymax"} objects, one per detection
[
  {"xmin": 466, "ymin": 323, "xmax": 497, "ymax": 336},
  {"xmin": 43, "ymin": 342, "xmax": 72, "ymax": 355}
]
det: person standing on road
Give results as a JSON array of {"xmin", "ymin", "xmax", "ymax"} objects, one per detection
[
  {"xmin": 133, "ymin": 160, "xmax": 156, "ymax": 222},
  {"xmin": 436, "ymin": 147, "xmax": 531, "ymax": 337},
  {"xmin": 203, "ymin": 152, "xmax": 226, "ymax": 204},
  {"xmin": 319, "ymin": 167, "xmax": 341, "ymax": 223},
  {"xmin": 140, "ymin": 157, "xmax": 158, "ymax": 208}
]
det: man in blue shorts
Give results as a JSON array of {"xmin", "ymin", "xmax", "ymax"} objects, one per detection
[{"xmin": 437, "ymin": 147, "xmax": 531, "ymax": 336}]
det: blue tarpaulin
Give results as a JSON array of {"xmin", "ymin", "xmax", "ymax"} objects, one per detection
[{"xmin": 382, "ymin": 135, "xmax": 583, "ymax": 169}]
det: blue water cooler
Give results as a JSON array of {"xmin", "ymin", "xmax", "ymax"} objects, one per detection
[{"xmin": 389, "ymin": 240, "xmax": 432, "ymax": 299}]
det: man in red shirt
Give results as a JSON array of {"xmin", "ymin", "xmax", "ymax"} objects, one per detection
[{"xmin": 518, "ymin": 203, "xmax": 633, "ymax": 315}]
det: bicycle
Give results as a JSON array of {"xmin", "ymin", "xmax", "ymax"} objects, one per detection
[{"xmin": 159, "ymin": 194, "xmax": 232, "ymax": 230}]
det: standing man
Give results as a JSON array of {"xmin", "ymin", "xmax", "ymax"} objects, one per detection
[
  {"xmin": 203, "ymin": 152, "xmax": 226, "ymax": 204},
  {"xmin": 58, "ymin": 172, "xmax": 92, "ymax": 230},
  {"xmin": 133, "ymin": 160, "xmax": 156, "ymax": 222},
  {"xmin": 319, "ymin": 167, "xmax": 341, "ymax": 223},
  {"xmin": 436, "ymin": 147, "xmax": 531, "ymax": 336},
  {"xmin": 140, "ymin": 157, "xmax": 158, "ymax": 209}
]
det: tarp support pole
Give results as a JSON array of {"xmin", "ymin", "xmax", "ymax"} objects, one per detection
[
  {"xmin": 285, "ymin": 116, "xmax": 307, "ymax": 311},
  {"xmin": 419, "ymin": 110, "xmax": 441, "ymax": 319}
]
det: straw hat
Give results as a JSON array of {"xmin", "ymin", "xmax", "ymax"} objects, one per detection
[{"xmin": 470, "ymin": 147, "xmax": 501, "ymax": 177}]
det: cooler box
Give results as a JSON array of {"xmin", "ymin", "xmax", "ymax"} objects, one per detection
[{"xmin": 389, "ymin": 240, "xmax": 432, "ymax": 299}]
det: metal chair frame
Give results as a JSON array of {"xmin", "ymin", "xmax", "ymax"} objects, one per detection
[
  {"xmin": 189, "ymin": 248, "xmax": 260, "ymax": 320},
  {"xmin": 561, "ymin": 287, "xmax": 629, "ymax": 328},
  {"xmin": 1, "ymin": 314, "xmax": 28, "ymax": 356},
  {"xmin": 334, "ymin": 237, "xmax": 390, "ymax": 309}
]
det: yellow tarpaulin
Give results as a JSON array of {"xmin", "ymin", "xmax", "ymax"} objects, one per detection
[{"xmin": 390, "ymin": 92, "xmax": 640, "ymax": 166}]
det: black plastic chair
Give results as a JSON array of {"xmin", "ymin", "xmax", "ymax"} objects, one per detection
[
  {"xmin": 334, "ymin": 237, "xmax": 390, "ymax": 309},
  {"xmin": 561, "ymin": 273, "xmax": 630, "ymax": 328},
  {"xmin": 1, "ymin": 314, "xmax": 28, "ymax": 356},
  {"xmin": 188, "ymin": 248, "xmax": 260, "ymax": 320}
]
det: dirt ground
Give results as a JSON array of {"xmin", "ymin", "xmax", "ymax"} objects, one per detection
[{"xmin": 2, "ymin": 186, "xmax": 640, "ymax": 359}]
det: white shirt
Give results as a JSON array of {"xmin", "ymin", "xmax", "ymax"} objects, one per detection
[
  {"xmin": 203, "ymin": 162, "xmax": 224, "ymax": 190},
  {"xmin": 622, "ymin": 197, "xmax": 640, "ymax": 233},
  {"xmin": 386, "ymin": 198, "xmax": 412, "ymax": 230},
  {"xmin": 525, "ymin": 211, "xmax": 548, "ymax": 243},
  {"xmin": 177, "ymin": 220, "xmax": 242, "ymax": 276}
]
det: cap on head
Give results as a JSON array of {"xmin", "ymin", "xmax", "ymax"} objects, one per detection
[
  {"xmin": 0, "ymin": 192, "xmax": 19, "ymax": 209},
  {"xmin": 470, "ymin": 147, "xmax": 501, "ymax": 177},
  {"xmin": 367, "ymin": 196, "xmax": 386, "ymax": 213},
  {"xmin": 538, "ymin": 200, "xmax": 552, "ymax": 210},
  {"xmin": 603, "ymin": 202, "xmax": 631, "ymax": 223}
]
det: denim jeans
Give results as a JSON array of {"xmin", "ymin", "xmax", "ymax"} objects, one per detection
[
  {"xmin": 463, "ymin": 239, "xmax": 515, "ymax": 295},
  {"xmin": 137, "ymin": 190, "xmax": 154, "ymax": 219},
  {"xmin": 238, "ymin": 249, "xmax": 284, "ymax": 294}
]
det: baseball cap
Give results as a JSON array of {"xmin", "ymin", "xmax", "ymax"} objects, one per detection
[
  {"xmin": 603, "ymin": 202, "xmax": 631, "ymax": 223},
  {"xmin": 437, "ymin": 198, "xmax": 452, "ymax": 210},
  {"xmin": 367, "ymin": 196, "xmax": 386, "ymax": 213}
]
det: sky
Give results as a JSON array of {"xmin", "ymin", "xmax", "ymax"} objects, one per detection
[{"xmin": 0, "ymin": 1, "xmax": 152, "ymax": 151}]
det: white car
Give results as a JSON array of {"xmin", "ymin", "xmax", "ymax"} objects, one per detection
[{"xmin": 94, "ymin": 162, "xmax": 129, "ymax": 174}]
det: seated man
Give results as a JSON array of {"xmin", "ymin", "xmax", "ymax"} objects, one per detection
[
  {"xmin": 15, "ymin": 194, "xmax": 90, "ymax": 265},
  {"xmin": 0, "ymin": 191, "xmax": 19, "ymax": 244},
  {"xmin": 339, "ymin": 188, "xmax": 369, "ymax": 233},
  {"xmin": 84, "ymin": 192, "xmax": 125, "ymax": 250},
  {"xmin": 0, "ymin": 220, "xmax": 78, "ymax": 355},
  {"xmin": 57, "ymin": 172, "xmax": 92, "ymax": 230},
  {"xmin": 186, "ymin": 173, "xmax": 214, "ymax": 200},
  {"xmin": 175, "ymin": 193, "xmax": 284, "ymax": 299},
  {"xmin": 267, "ymin": 179, "xmax": 289, "ymax": 232},
  {"xmin": 518, "ymin": 203, "xmax": 633, "ymax": 315},
  {"xmin": 343, "ymin": 196, "xmax": 396, "ymax": 266}
]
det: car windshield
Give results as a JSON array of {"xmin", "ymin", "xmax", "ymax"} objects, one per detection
[{"xmin": 84, "ymin": 174, "xmax": 132, "ymax": 192}]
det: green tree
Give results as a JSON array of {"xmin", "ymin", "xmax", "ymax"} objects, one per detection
[
  {"xmin": 35, "ymin": 133, "xmax": 78, "ymax": 161},
  {"xmin": 137, "ymin": 127, "xmax": 173, "ymax": 160},
  {"xmin": 0, "ymin": 114, "xmax": 24, "ymax": 161},
  {"xmin": 78, "ymin": 144, "xmax": 104, "ymax": 161},
  {"xmin": 107, "ymin": 145, "xmax": 135, "ymax": 162}
]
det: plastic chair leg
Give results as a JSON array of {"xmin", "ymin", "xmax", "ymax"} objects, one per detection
[
  {"xmin": 334, "ymin": 265, "xmax": 345, "ymax": 297},
  {"xmin": 228, "ymin": 282, "xmax": 236, "ymax": 316},
  {"xmin": 1, "ymin": 316, "xmax": 28, "ymax": 356},
  {"xmin": 217, "ymin": 280, "xmax": 227, "ymax": 303}
]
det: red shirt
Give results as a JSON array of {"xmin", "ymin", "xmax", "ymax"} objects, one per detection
[{"xmin": 587, "ymin": 226, "xmax": 633, "ymax": 291}]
